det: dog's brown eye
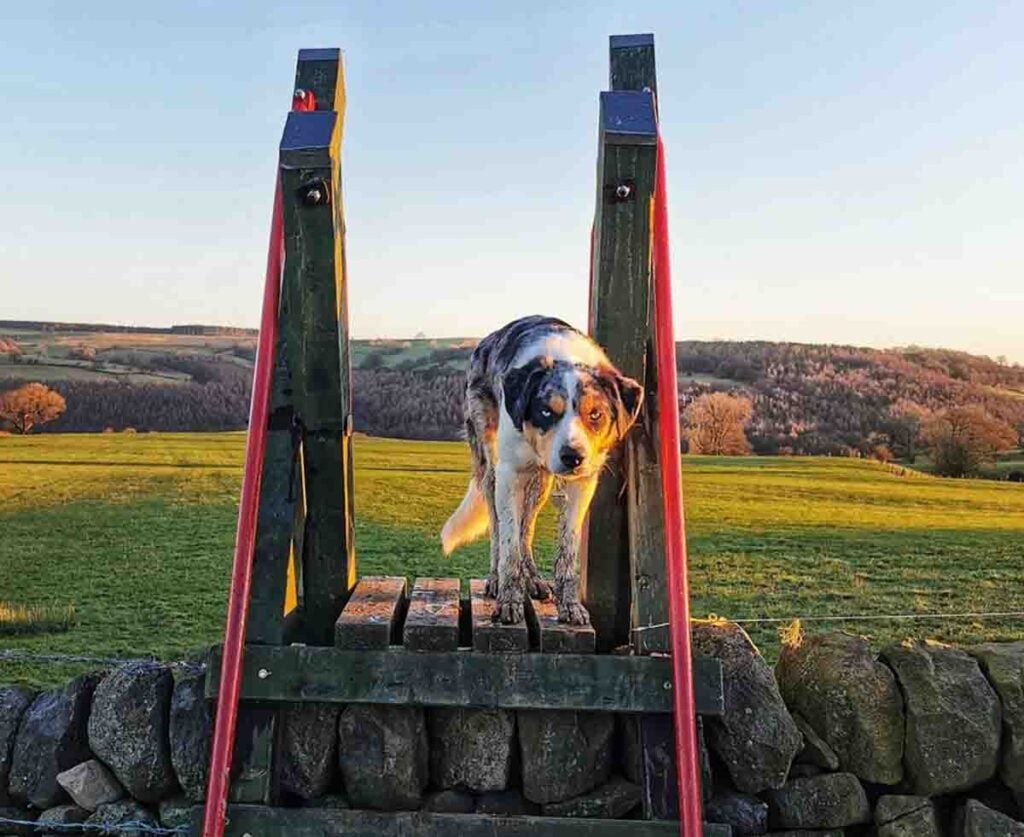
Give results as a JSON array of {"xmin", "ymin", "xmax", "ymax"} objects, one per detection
[{"xmin": 589, "ymin": 409, "xmax": 603, "ymax": 423}]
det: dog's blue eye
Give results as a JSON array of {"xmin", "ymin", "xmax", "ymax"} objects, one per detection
[{"xmin": 540, "ymin": 408, "xmax": 552, "ymax": 418}]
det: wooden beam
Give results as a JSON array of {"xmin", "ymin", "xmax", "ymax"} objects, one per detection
[
  {"xmin": 526, "ymin": 596, "xmax": 596, "ymax": 654},
  {"xmin": 582, "ymin": 89, "xmax": 658, "ymax": 651},
  {"xmin": 334, "ymin": 576, "xmax": 407, "ymax": 650},
  {"xmin": 278, "ymin": 58, "xmax": 356, "ymax": 643},
  {"xmin": 294, "ymin": 47, "xmax": 346, "ymax": 113},
  {"xmin": 404, "ymin": 577, "xmax": 460, "ymax": 652},
  {"xmin": 202, "ymin": 805, "xmax": 732, "ymax": 836},
  {"xmin": 228, "ymin": 707, "xmax": 277, "ymax": 804},
  {"xmin": 206, "ymin": 645, "xmax": 724, "ymax": 715},
  {"xmin": 469, "ymin": 578, "xmax": 528, "ymax": 653}
]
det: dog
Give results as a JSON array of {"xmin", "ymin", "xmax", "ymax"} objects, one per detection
[{"xmin": 441, "ymin": 315, "xmax": 644, "ymax": 625}]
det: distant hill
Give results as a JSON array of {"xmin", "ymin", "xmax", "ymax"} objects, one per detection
[{"xmin": 2, "ymin": 322, "xmax": 1022, "ymax": 460}]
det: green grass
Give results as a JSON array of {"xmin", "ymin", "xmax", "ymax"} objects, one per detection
[{"xmin": 1, "ymin": 433, "xmax": 1023, "ymax": 686}]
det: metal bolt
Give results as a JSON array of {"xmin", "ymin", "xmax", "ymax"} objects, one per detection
[
  {"xmin": 663, "ymin": 680, "xmax": 672, "ymax": 690},
  {"xmin": 258, "ymin": 668, "xmax": 271, "ymax": 680},
  {"xmin": 294, "ymin": 88, "xmax": 306, "ymax": 99},
  {"xmin": 300, "ymin": 181, "xmax": 329, "ymax": 207},
  {"xmin": 615, "ymin": 183, "xmax": 632, "ymax": 200}
]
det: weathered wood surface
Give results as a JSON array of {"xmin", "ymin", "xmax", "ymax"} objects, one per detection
[
  {"xmin": 278, "ymin": 60, "xmax": 356, "ymax": 644},
  {"xmin": 203, "ymin": 805, "xmax": 733, "ymax": 836},
  {"xmin": 246, "ymin": 324, "xmax": 300, "ymax": 645},
  {"xmin": 610, "ymin": 33, "xmax": 657, "ymax": 94},
  {"xmin": 403, "ymin": 577, "xmax": 460, "ymax": 652},
  {"xmin": 228, "ymin": 707, "xmax": 276, "ymax": 804},
  {"xmin": 526, "ymin": 596, "xmax": 596, "ymax": 654},
  {"xmin": 582, "ymin": 89, "xmax": 659, "ymax": 652},
  {"xmin": 294, "ymin": 47, "xmax": 346, "ymax": 112},
  {"xmin": 206, "ymin": 644, "xmax": 724, "ymax": 715},
  {"xmin": 469, "ymin": 578, "xmax": 528, "ymax": 653},
  {"xmin": 334, "ymin": 576, "xmax": 407, "ymax": 650}
]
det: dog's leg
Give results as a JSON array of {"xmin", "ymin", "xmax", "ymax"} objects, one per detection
[
  {"xmin": 482, "ymin": 464, "xmax": 501, "ymax": 597},
  {"xmin": 493, "ymin": 464, "xmax": 544, "ymax": 624},
  {"xmin": 519, "ymin": 469, "xmax": 553, "ymax": 600},
  {"xmin": 553, "ymin": 473, "xmax": 599, "ymax": 625}
]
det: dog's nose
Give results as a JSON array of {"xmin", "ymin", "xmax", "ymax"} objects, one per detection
[{"xmin": 560, "ymin": 447, "xmax": 584, "ymax": 471}]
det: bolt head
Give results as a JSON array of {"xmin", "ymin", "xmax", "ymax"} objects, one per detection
[
  {"xmin": 615, "ymin": 184, "xmax": 632, "ymax": 199},
  {"xmin": 258, "ymin": 668, "xmax": 271, "ymax": 680}
]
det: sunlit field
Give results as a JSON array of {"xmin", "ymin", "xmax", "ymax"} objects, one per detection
[{"xmin": 2, "ymin": 432, "xmax": 1023, "ymax": 685}]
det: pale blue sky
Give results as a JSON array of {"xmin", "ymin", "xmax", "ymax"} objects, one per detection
[{"xmin": 3, "ymin": 1, "xmax": 1022, "ymax": 361}]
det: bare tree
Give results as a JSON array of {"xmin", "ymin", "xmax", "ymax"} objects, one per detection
[
  {"xmin": 0, "ymin": 383, "xmax": 67, "ymax": 434},
  {"xmin": 922, "ymin": 405, "xmax": 1017, "ymax": 477},
  {"xmin": 683, "ymin": 392, "xmax": 753, "ymax": 455}
]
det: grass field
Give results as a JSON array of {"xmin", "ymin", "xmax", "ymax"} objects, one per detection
[{"xmin": 2, "ymin": 433, "xmax": 1023, "ymax": 686}]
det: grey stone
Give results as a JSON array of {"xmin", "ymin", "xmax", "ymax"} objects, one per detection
[
  {"xmin": 787, "ymin": 763, "xmax": 824, "ymax": 780},
  {"xmin": 36, "ymin": 804, "xmax": 89, "ymax": 834},
  {"xmin": 88, "ymin": 664, "xmax": 178, "ymax": 804},
  {"xmin": 337, "ymin": 705, "xmax": 427, "ymax": 811},
  {"xmin": 776, "ymin": 631, "xmax": 904, "ymax": 784},
  {"xmin": 764, "ymin": 772, "xmax": 871, "ymax": 830},
  {"xmin": 882, "ymin": 640, "xmax": 1001, "ymax": 796},
  {"xmin": 956, "ymin": 799, "xmax": 1024, "ymax": 836},
  {"xmin": 0, "ymin": 688, "xmax": 34, "ymax": 805},
  {"xmin": 706, "ymin": 789, "xmax": 769, "ymax": 835},
  {"xmin": 692, "ymin": 620, "xmax": 802, "ymax": 793},
  {"xmin": 540, "ymin": 775, "xmax": 640, "ymax": 819},
  {"xmin": 517, "ymin": 710, "xmax": 614, "ymax": 804},
  {"xmin": 475, "ymin": 789, "xmax": 539, "ymax": 816},
  {"xmin": 157, "ymin": 796, "xmax": 194, "ymax": 829},
  {"xmin": 278, "ymin": 702, "xmax": 339, "ymax": 800},
  {"xmin": 56, "ymin": 760, "xmax": 124, "ymax": 811},
  {"xmin": 8, "ymin": 674, "xmax": 98, "ymax": 809},
  {"xmin": 0, "ymin": 806, "xmax": 35, "ymax": 836},
  {"xmin": 423, "ymin": 789, "xmax": 475, "ymax": 813},
  {"xmin": 875, "ymin": 795, "xmax": 941, "ymax": 837},
  {"xmin": 168, "ymin": 669, "xmax": 210, "ymax": 802},
  {"xmin": 971, "ymin": 641, "xmax": 1024, "ymax": 793},
  {"xmin": 793, "ymin": 714, "xmax": 839, "ymax": 770},
  {"xmin": 84, "ymin": 800, "xmax": 158, "ymax": 836},
  {"xmin": 429, "ymin": 708, "xmax": 514, "ymax": 793}
]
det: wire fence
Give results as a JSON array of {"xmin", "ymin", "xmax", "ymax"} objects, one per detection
[{"xmin": 0, "ymin": 813, "xmax": 190, "ymax": 834}]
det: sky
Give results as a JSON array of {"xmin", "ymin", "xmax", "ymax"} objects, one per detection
[{"xmin": 2, "ymin": 1, "xmax": 1022, "ymax": 362}]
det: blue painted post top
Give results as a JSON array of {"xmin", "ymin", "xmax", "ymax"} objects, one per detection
[{"xmin": 609, "ymin": 33, "xmax": 654, "ymax": 49}]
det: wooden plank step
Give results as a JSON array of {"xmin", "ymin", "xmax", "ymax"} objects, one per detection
[
  {"xmin": 207, "ymin": 645, "xmax": 725, "ymax": 715},
  {"xmin": 403, "ymin": 577, "xmax": 460, "ymax": 652},
  {"xmin": 334, "ymin": 575, "xmax": 407, "ymax": 650},
  {"xmin": 469, "ymin": 578, "xmax": 529, "ymax": 653},
  {"xmin": 204, "ymin": 805, "xmax": 733, "ymax": 836},
  {"xmin": 526, "ymin": 596, "xmax": 596, "ymax": 654}
]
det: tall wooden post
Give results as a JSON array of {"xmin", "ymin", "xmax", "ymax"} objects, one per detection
[
  {"xmin": 583, "ymin": 33, "xmax": 682, "ymax": 820},
  {"xmin": 583, "ymin": 36, "xmax": 661, "ymax": 652},
  {"xmin": 279, "ymin": 49, "xmax": 357, "ymax": 647}
]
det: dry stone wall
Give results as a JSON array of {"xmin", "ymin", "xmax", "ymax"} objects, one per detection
[{"xmin": 0, "ymin": 630, "xmax": 1022, "ymax": 835}]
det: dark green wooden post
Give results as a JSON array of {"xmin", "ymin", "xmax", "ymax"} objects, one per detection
[
  {"xmin": 582, "ymin": 85, "xmax": 659, "ymax": 651},
  {"xmin": 279, "ymin": 48, "xmax": 357, "ymax": 646},
  {"xmin": 584, "ymin": 33, "xmax": 683, "ymax": 820}
]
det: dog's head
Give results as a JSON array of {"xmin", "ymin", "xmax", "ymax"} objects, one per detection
[{"xmin": 503, "ymin": 358, "xmax": 644, "ymax": 477}]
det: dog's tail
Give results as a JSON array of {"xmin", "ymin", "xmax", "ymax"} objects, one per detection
[{"xmin": 441, "ymin": 478, "xmax": 489, "ymax": 555}]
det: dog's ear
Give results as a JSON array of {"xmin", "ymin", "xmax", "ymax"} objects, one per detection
[
  {"xmin": 503, "ymin": 361, "xmax": 547, "ymax": 431},
  {"xmin": 609, "ymin": 370, "xmax": 645, "ymax": 438}
]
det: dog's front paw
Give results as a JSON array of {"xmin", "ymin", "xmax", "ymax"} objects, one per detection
[
  {"xmin": 527, "ymin": 574, "xmax": 552, "ymax": 600},
  {"xmin": 557, "ymin": 599, "xmax": 591, "ymax": 626},
  {"xmin": 484, "ymin": 573, "xmax": 499, "ymax": 598},
  {"xmin": 494, "ymin": 597, "xmax": 525, "ymax": 625}
]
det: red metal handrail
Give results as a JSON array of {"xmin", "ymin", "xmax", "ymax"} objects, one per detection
[
  {"xmin": 652, "ymin": 135, "xmax": 703, "ymax": 835},
  {"xmin": 201, "ymin": 175, "xmax": 284, "ymax": 837}
]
